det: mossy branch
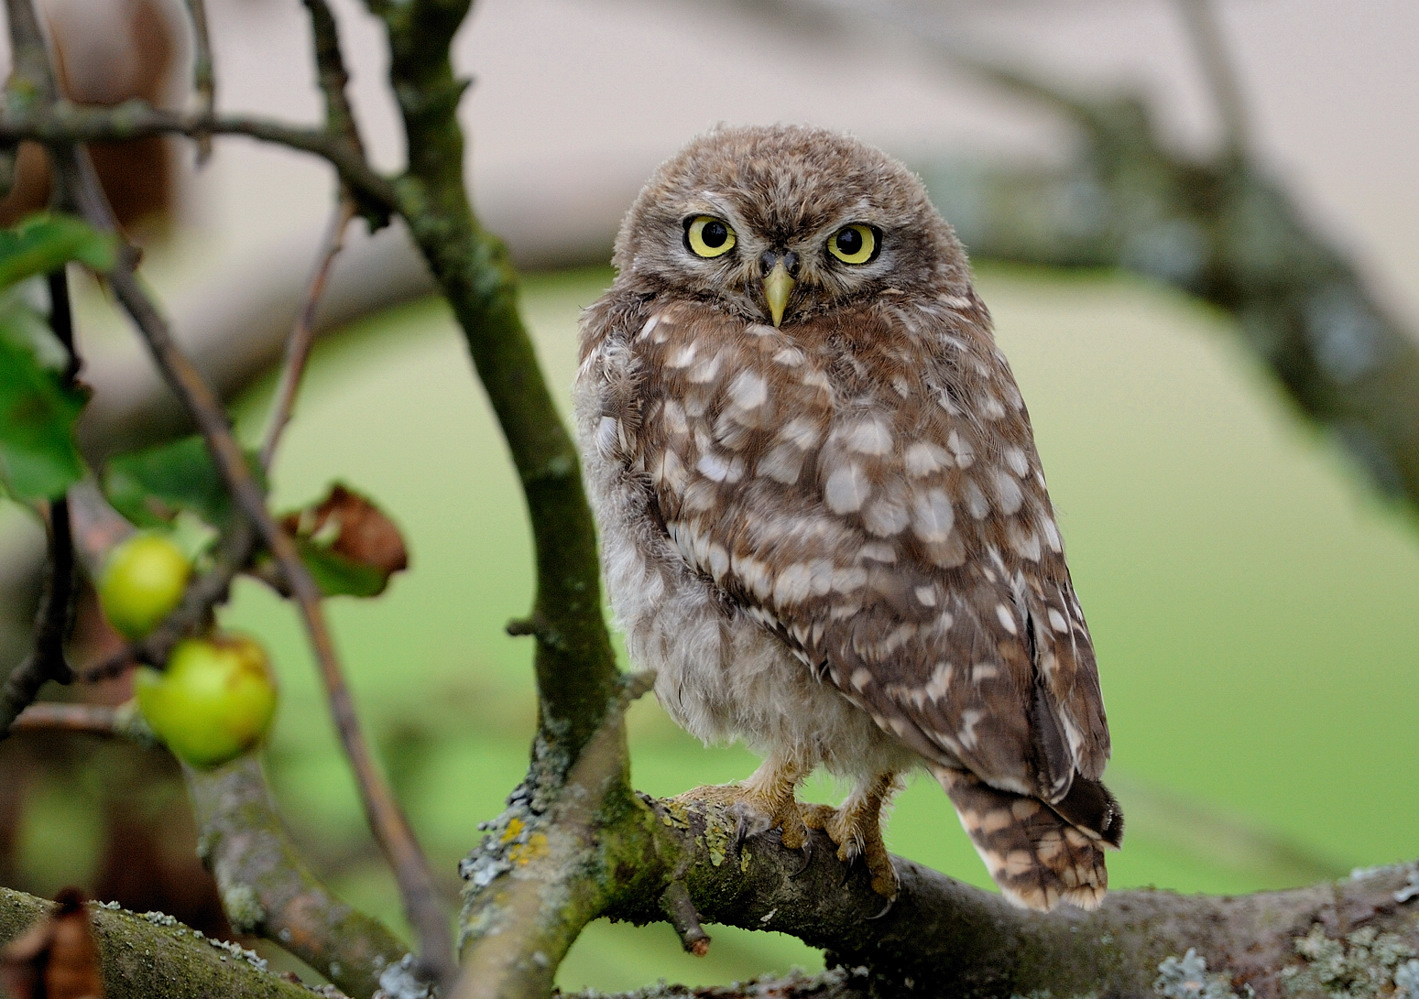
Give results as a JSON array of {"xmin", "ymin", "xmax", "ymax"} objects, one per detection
[
  {"xmin": 615, "ymin": 803, "xmax": 1419, "ymax": 998},
  {"xmin": 0, "ymin": 888, "xmax": 320, "ymax": 999}
]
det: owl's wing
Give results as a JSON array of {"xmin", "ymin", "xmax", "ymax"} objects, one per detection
[{"xmin": 606, "ymin": 296, "xmax": 1110, "ymax": 804}]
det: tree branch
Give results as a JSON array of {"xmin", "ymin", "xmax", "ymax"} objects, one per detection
[
  {"xmin": 179, "ymin": 0, "xmax": 216, "ymax": 162},
  {"xmin": 367, "ymin": 0, "xmax": 620, "ymax": 783},
  {"xmin": 452, "ymin": 679, "xmax": 649, "ymax": 999},
  {"xmin": 0, "ymin": 274, "xmax": 79, "ymax": 738},
  {"xmin": 302, "ymin": 0, "xmax": 363, "ymax": 152},
  {"xmin": 920, "ymin": 70, "xmax": 1419, "ymax": 508},
  {"xmin": 600, "ymin": 799, "xmax": 1419, "ymax": 999},
  {"xmin": 1176, "ymin": 0, "xmax": 1250, "ymax": 159},
  {"xmin": 259, "ymin": 195, "xmax": 357, "ymax": 470},
  {"xmin": 0, "ymin": 99, "xmax": 396, "ymax": 211},
  {"xmin": 0, "ymin": 888, "xmax": 324, "ymax": 999},
  {"xmin": 8, "ymin": 701, "xmax": 153, "ymax": 741},
  {"xmin": 184, "ymin": 756, "xmax": 412, "ymax": 999}
]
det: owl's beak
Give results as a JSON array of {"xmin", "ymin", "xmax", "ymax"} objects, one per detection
[{"xmin": 763, "ymin": 261, "xmax": 795, "ymax": 327}]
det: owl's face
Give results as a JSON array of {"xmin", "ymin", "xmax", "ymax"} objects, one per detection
[{"xmin": 614, "ymin": 125, "xmax": 972, "ymax": 328}]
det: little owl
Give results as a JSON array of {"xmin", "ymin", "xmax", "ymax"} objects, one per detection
[{"xmin": 574, "ymin": 124, "xmax": 1122, "ymax": 911}]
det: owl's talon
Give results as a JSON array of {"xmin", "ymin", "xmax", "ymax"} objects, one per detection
[
  {"xmin": 866, "ymin": 892, "xmax": 896, "ymax": 921},
  {"xmin": 788, "ymin": 841, "xmax": 814, "ymax": 878}
]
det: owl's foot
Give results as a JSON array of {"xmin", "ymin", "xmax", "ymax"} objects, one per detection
[
  {"xmin": 801, "ymin": 773, "xmax": 901, "ymax": 900},
  {"xmin": 670, "ymin": 767, "xmax": 812, "ymax": 854}
]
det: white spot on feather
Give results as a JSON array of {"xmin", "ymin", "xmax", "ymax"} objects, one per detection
[
  {"xmin": 734, "ymin": 555, "xmax": 774, "ymax": 600},
  {"xmin": 777, "ymin": 417, "xmax": 822, "ymax": 450},
  {"xmin": 858, "ymin": 542, "xmax": 897, "ymax": 563},
  {"xmin": 863, "ymin": 495, "xmax": 910, "ymax": 536},
  {"xmin": 773, "ymin": 563, "xmax": 814, "ymax": 605},
  {"xmin": 757, "ymin": 443, "xmax": 805, "ymax": 485},
  {"xmin": 1041, "ymin": 517, "xmax": 1062, "ymax": 553},
  {"xmin": 727, "ymin": 370, "xmax": 768, "ymax": 412},
  {"xmin": 905, "ymin": 441, "xmax": 951, "ymax": 477},
  {"xmin": 696, "ymin": 451, "xmax": 738, "ymax": 483},
  {"xmin": 926, "ymin": 662, "xmax": 954, "ymax": 701},
  {"xmin": 995, "ymin": 603, "xmax": 1019, "ymax": 635},
  {"xmin": 653, "ymin": 449, "xmax": 687, "ymax": 491},
  {"xmin": 706, "ymin": 543, "xmax": 729, "ymax": 579},
  {"xmin": 911, "ymin": 488, "xmax": 955, "ymax": 543},
  {"xmin": 947, "ymin": 429, "xmax": 975, "ymax": 468},
  {"xmin": 991, "ymin": 468, "xmax": 1024, "ymax": 515},
  {"xmin": 688, "ymin": 352, "xmax": 723, "ymax": 384},
  {"xmin": 832, "ymin": 566, "xmax": 867, "ymax": 593},
  {"xmin": 661, "ymin": 400, "xmax": 688, "ymax": 436},
  {"xmin": 1007, "ymin": 522, "xmax": 1041, "ymax": 562},
  {"xmin": 962, "ymin": 478, "xmax": 990, "ymax": 519},
  {"xmin": 1004, "ymin": 446, "xmax": 1029, "ymax": 477},
  {"xmin": 824, "ymin": 462, "xmax": 871, "ymax": 513},
  {"xmin": 595, "ymin": 416, "xmax": 619, "ymax": 456},
  {"xmin": 958, "ymin": 709, "xmax": 984, "ymax": 750},
  {"xmin": 665, "ymin": 343, "xmax": 697, "ymax": 369},
  {"xmin": 838, "ymin": 418, "xmax": 893, "ymax": 456}
]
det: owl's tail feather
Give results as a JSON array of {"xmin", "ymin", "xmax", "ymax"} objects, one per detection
[{"xmin": 934, "ymin": 767, "xmax": 1122, "ymax": 912}]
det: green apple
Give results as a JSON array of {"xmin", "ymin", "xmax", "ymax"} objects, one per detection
[
  {"xmin": 99, "ymin": 532, "xmax": 192, "ymax": 640},
  {"xmin": 135, "ymin": 633, "xmax": 278, "ymax": 768}
]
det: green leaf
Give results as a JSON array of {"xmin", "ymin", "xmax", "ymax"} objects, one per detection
[
  {"xmin": 294, "ymin": 537, "xmax": 389, "ymax": 598},
  {"xmin": 0, "ymin": 213, "xmax": 118, "ymax": 290},
  {"xmin": 0, "ymin": 332, "xmax": 87, "ymax": 501},
  {"xmin": 104, "ymin": 435, "xmax": 261, "ymax": 528}
]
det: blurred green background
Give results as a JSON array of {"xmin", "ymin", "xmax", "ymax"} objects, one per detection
[{"xmin": 7, "ymin": 263, "xmax": 1419, "ymax": 990}]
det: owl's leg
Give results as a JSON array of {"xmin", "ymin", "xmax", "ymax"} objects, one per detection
[
  {"xmin": 671, "ymin": 756, "xmax": 812, "ymax": 850},
  {"xmin": 802, "ymin": 771, "xmax": 902, "ymax": 898}
]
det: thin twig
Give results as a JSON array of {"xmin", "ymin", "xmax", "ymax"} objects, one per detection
[
  {"xmin": 0, "ymin": 100, "xmax": 395, "ymax": 210},
  {"xmin": 9, "ymin": 701, "xmax": 156, "ymax": 741},
  {"xmin": 2, "ymin": 0, "xmax": 56, "ymax": 101},
  {"xmin": 47, "ymin": 123, "xmax": 454, "ymax": 985},
  {"xmin": 259, "ymin": 196, "xmax": 356, "ymax": 469},
  {"xmin": 1176, "ymin": 0, "xmax": 1250, "ymax": 159},
  {"xmin": 181, "ymin": 0, "xmax": 217, "ymax": 163},
  {"xmin": 0, "ymin": 501, "xmax": 77, "ymax": 737},
  {"xmin": 0, "ymin": 274, "xmax": 79, "ymax": 738},
  {"xmin": 302, "ymin": 0, "xmax": 362, "ymax": 150}
]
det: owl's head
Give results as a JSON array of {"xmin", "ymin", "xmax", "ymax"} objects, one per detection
[{"xmin": 614, "ymin": 124, "xmax": 971, "ymax": 328}]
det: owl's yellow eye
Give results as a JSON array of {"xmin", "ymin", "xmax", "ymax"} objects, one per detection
[
  {"xmin": 685, "ymin": 216, "xmax": 736, "ymax": 258},
  {"xmin": 827, "ymin": 224, "xmax": 878, "ymax": 264}
]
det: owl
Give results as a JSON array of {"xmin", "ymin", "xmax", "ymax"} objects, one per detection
[{"xmin": 574, "ymin": 124, "xmax": 1122, "ymax": 911}]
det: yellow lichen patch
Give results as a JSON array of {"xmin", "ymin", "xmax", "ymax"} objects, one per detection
[
  {"xmin": 508, "ymin": 832, "xmax": 548, "ymax": 866},
  {"xmin": 660, "ymin": 801, "xmax": 693, "ymax": 829},
  {"xmin": 740, "ymin": 848, "xmax": 751, "ymax": 873},
  {"xmin": 500, "ymin": 817, "xmax": 525, "ymax": 844},
  {"xmin": 702, "ymin": 823, "xmax": 732, "ymax": 868}
]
